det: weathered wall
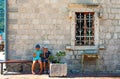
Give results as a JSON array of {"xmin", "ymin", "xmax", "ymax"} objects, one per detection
[
  {"xmin": 8, "ymin": 0, "xmax": 71, "ymax": 60},
  {"xmin": 98, "ymin": 0, "xmax": 120, "ymax": 72},
  {"xmin": 7, "ymin": 0, "xmax": 120, "ymax": 72}
]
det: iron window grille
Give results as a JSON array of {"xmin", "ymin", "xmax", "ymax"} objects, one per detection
[{"xmin": 75, "ymin": 12, "xmax": 95, "ymax": 46}]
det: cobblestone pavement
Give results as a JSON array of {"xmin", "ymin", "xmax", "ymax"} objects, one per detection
[
  {"xmin": 0, "ymin": 72, "xmax": 120, "ymax": 79},
  {"xmin": 0, "ymin": 74, "xmax": 120, "ymax": 79},
  {"xmin": 0, "ymin": 70, "xmax": 120, "ymax": 79}
]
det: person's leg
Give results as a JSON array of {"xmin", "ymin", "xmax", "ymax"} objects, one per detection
[
  {"xmin": 41, "ymin": 58, "xmax": 44, "ymax": 71},
  {"xmin": 38, "ymin": 60, "xmax": 43, "ymax": 74},
  {"xmin": 47, "ymin": 60, "xmax": 50, "ymax": 73},
  {"xmin": 43, "ymin": 61, "xmax": 46, "ymax": 71},
  {"xmin": 31, "ymin": 60, "xmax": 37, "ymax": 74},
  {"xmin": 48, "ymin": 60, "xmax": 50, "ymax": 70}
]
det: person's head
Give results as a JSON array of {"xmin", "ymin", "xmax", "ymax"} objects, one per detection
[
  {"xmin": 43, "ymin": 46, "xmax": 48, "ymax": 53},
  {"xmin": 35, "ymin": 44, "xmax": 40, "ymax": 50}
]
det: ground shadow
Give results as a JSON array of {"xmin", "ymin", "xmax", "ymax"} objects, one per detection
[{"xmin": 66, "ymin": 71, "xmax": 120, "ymax": 77}]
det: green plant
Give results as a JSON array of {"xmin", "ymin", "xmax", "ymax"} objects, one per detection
[
  {"xmin": 55, "ymin": 51, "xmax": 66, "ymax": 63},
  {"xmin": 48, "ymin": 55, "xmax": 54, "ymax": 62},
  {"xmin": 48, "ymin": 51, "xmax": 66, "ymax": 63}
]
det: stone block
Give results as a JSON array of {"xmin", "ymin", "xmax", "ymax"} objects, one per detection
[
  {"xmin": 71, "ymin": 55, "xmax": 75, "ymax": 59},
  {"xmin": 49, "ymin": 63, "xmax": 67, "ymax": 77},
  {"xmin": 111, "ymin": 4, "xmax": 120, "ymax": 8},
  {"xmin": 49, "ymin": 40, "xmax": 57, "ymax": 44},
  {"xmin": 103, "ymin": 13, "xmax": 109, "ymax": 19},
  {"xmin": 116, "ymin": 64, "xmax": 120, "ymax": 71},
  {"xmin": 63, "ymin": 40, "xmax": 70, "ymax": 44},
  {"xmin": 21, "ymin": 35, "xmax": 29, "ymax": 39},
  {"xmin": 115, "ymin": 26, "xmax": 120, "ymax": 32},
  {"xmin": 106, "ymin": 33, "xmax": 112, "ymax": 39},
  {"xmin": 73, "ymin": 51, "xmax": 78, "ymax": 55},
  {"xmin": 8, "ymin": 19, "xmax": 18, "ymax": 24},
  {"xmin": 72, "ymin": 60, "xmax": 80, "ymax": 64},
  {"xmin": 111, "ymin": 20, "xmax": 118, "ymax": 26},
  {"xmin": 117, "ymin": 33, "xmax": 120, "ymax": 39},
  {"xmin": 113, "ymin": 33, "xmax": 118, "ymax": 39},
  {"xmin": 32, "ymin": 19, "xmax": 39, "ymax": 25},
  {"xmin": 18, "ymin": 19, "xmax": 31, "ymax": 25},
  {"xmin": 8, "ymin": 7, "xmax": 18, "ymax": 12},
  {"xmin": 103, "ymin": 8, "xmax": 110, "ymax": 13},
  {"xmin": 65, "ymin": 54, "xmax": 71, "ymax": 60},
  {"xmin": 111, "ymin": 8, "xmax": 120, "ymax": 14},
  {"xmin": 115, "ymin": 14, "xmax": 120, "ymax": 19},
  {"xmin": 18, "ymin": 7, "xmax": 28, "ymax": 13},
  {"xmin": 76, "ymin": 55, "xmax": 81, "ymax": 59},
  {"xmin": 50, "ymin": 0, "xmax": 58, "ymax": 4},
  {"xmin": 103, "ymin": 20, "xmax": 112, "ymax": 26},
  {"xmin": 8, "ymin": 0, "xmax": 16, "ymax": 5},
  {"xmin": 19, "ymin": 14, "xmax": 29, "ymax": 19},
  {"xmin": 56, "ymin": 40, "xmax": 63, "ymax": 44},
  {"xmin": 16, "ymin": 0, "xmax": 29, "ymax": 4},
  {"xmin": 99, "ymin": 26, "xmax": 107, "ymax": 32},
  {"xmin": 67, "ymin": 51, "xmax": 73, "ymax": 55},
  {"xmin": 111, "ymin": 0, "xmax": 120, "ymax": 4},
  {"xmin": 78, "ymin": 51, "xmax": 84, "ymax": 55},
  {"xmin": 9, "ymin": 25, "xmax": 19, "ymax": 30},
  {"xmin": 19, "ymin": 25, "xmax": 30, "ymax": 30},
  {"xmin": 109, "ymin": 14, "xmax": 115, "ymax": 19},
  {"xmin": 119, "ymin": 20, "xmax": 120, "ymax": 25},
  {"xmin": 44, "ymin": 0, "xmax": 50, "ymax": 4}
]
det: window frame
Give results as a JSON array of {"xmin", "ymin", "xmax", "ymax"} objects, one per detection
[
  {"xmin": 75, "ymin": 12, "xmax": 95, "ymax": 46},
  {"xmin": 69, "ymin": 9, "xmax": 99, "ymax": 50}
]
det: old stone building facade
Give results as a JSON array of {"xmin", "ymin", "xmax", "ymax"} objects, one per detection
[{"xmin": 6, "ymin": 0, "xmax": 120, "ymax": 72}]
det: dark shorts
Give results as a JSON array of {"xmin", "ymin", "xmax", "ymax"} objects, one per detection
[{"xmin": 42, "ymin": 58, "xmax": 48, "ymax": 63}]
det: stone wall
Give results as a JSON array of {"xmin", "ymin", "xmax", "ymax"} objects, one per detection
[
  {"xmin": 99, "ymin": 0, "xmax": 120, "ymax": 72},
  {"xmin": 7, "ymin": 0, "xmax": 120, "ymax": 72},
  {"xmin": 7, "ymin": 0, "xmax": 71, "ymax": 60}
]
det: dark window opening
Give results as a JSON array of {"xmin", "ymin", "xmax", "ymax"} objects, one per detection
[{"xmin": 75, "ymin": 12, "xmax": 94, "ymax": 46}]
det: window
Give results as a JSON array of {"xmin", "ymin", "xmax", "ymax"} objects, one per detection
[{"xmin": 75, "ymin": 12, "xmax": 94, "ymax": 46}]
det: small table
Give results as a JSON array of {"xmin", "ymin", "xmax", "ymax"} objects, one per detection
[
  {"xmin": 81, "ymin": 53, "xmax": 99, "ymax": 72},
  {"xmin": 0, "ymin": 60, "xmax": 32, "ymax": 74}
]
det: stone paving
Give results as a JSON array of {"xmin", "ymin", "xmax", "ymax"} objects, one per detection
[
  {"xmin": 0, "ymin": 74, "xmax": 120, "ymax": 79},
  {"xmin": 0, "ymin": 72, "xmax": 120, "ymax": 79}
]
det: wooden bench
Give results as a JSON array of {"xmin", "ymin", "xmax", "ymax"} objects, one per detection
[{"xmin": 0, "ymin": 60, "xmax": 32, "ymax": 74}]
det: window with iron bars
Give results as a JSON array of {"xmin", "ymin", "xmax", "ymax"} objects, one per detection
[{"xmin": 75, "ymin": 12, "xmax": 94, "ymax": 46}]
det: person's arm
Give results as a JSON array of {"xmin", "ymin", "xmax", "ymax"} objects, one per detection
[
  {"xmin": 33, "ymin": 52, "xmax": 36, "ymax": 57},
  {"xmin": 46, "ymin": 51, "xmax": 51, "ymax": 60},
  {"xmin": 44, "ymin": 52, "xmax": 46, "ymax": 58},
  {"xmin": 40, "ymin": 50, "xmax": 43, "ymax": 57},
  {"xmin": 33, "ymin": 50, "xmax": 36, "ymax": 57}
]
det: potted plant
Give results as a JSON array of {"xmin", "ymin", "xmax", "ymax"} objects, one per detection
[
  {"xmin": 49, "ymin": 51, "xmax": 66, "ymax": 63},
  {"xmin": 49, "ymin": 51, "xmax": 67, "ymax": 77}
]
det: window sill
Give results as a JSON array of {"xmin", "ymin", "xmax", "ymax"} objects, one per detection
[{"xmin": 65, "ymin": 45, "xmax": 98, "ymax": 51}]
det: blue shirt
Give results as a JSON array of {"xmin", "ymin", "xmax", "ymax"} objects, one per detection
[{"xmin": 33, "ymin": 50, "xmax": 42, "ymax": 61}]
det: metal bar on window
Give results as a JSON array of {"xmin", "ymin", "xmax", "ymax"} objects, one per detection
[
  {"xmin": 84, "ymin": 14, "xmax": 87, "ymax": 45},
  {"xmin": 88, "ymin": 13, "xmax": 91, "ymax": 45}
]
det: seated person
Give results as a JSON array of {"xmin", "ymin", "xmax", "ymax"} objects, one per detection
[
  {"xmin": 31, "ymin": 44, "xmax": 43, "ymax": 74},
  {"xmin": 42, "ymin": 46, "xmax": 51, "ymax": 73}
]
